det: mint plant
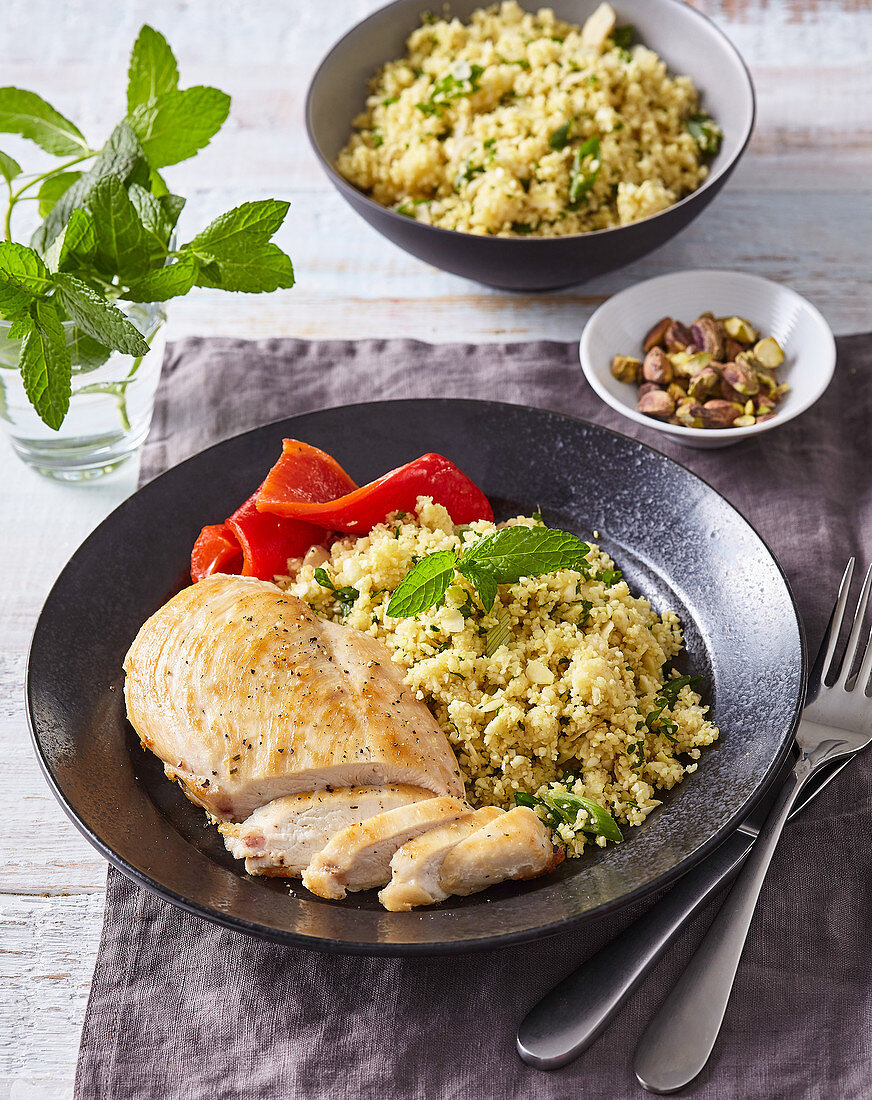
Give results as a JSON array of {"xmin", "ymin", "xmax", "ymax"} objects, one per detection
[{"xmin": 0, "ymin": 26, "xmax": 294, "ymax": 429}]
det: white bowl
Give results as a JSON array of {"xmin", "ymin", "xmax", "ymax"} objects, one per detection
[{"xmin": 579, "ymin": 270, "xmax": 836, "ymax": 449}]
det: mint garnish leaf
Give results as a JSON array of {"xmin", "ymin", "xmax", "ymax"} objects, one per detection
[
  {"xmin": 0, "ymin": 87, "xmax": 90, "ymax": 157},
  {"xmin": 65, "ymin": 328, "xmax": 111, "ymax": 373},
  {"xmin": 457, "ymin": 561, "xmax": 498, "ymax": 612},
  {"xmin": 0, "ymin": 150, "xmax": 22, "ymax": 185},
  {"xmin": 387, "ymin": 549, "xmax": 458, "ymax": 619},
  {"xmin": 128, "ymin": 86, "xmax": 230, "ymax": 168},
  {"xmin": 44, "ymin": 208, "xmax": 97, "ymax": 273},
  {"xmin": 126, "ymin": 26, "xmax": 179, "ymax": 114},
  {"xmin": 459, "ymin": 526, "xmax": 590, "ymax": 583},
  {"xmin": 54, "ymin": 274, "xmax": 150, "ymax": 356},
  {"xmin": 515, "ymin": 790, "xmax": 623, "ymax": 843},
  {"xmin": 568, "ymin": 135, "xmax": 601, "ymax": 207},
  {"xmin": 19, "ymin": 299, "xmax": 71, "ymax": 429}
]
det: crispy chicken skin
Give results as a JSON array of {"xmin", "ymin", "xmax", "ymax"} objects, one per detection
[
  {"xmin": 219, "ymin": 785, "xmax": 434, "ymax": 877},
  {"xmin": 123, "ymin": 574, "xmax": 465, "ymax": 821}
]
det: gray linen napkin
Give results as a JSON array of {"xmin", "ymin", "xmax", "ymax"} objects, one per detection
[{"xmin": 76, "ymin": 336, "xmax": 872, "ymax": 1100}]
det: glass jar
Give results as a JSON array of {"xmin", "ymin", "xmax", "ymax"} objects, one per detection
[{"xmin": 0, "ymin": 301, "xmax": 166, "ymax": 481}]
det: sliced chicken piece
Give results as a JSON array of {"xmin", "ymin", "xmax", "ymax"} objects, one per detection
[
  {"xmin": 438, "ymin": 806, "xmax": 562, "ymax": 897},
  {"xmin": 302, "ymin": 796, "xmax": 471, "ymax": 899},
  {"xmin": 219, "ymin": 785, "xmax": 434, "ymax": 877},
  {"xmin": 124, "ymin": 574, "xmax": 465, "ymax": 821},
  {"xmin": 378, "ymin": 806, "xmax": 504, "ymax": 911}
]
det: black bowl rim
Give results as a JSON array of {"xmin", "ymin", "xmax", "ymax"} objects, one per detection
[
  {"xmin": 305, "ymin": 0, "xmax": 757, "ymax": 247},
  {"xmin": 26, "ymin": 398, "xmax": 803, "ymax": 955}
]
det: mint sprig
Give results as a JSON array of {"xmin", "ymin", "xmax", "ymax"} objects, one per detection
[
  {"xmin": 386, "ymin": 526, "xmax": 591, "ymax": 619},
  {"xmin": 0, "ymin": 25, "xmax": 294, "ymax": 430},
  {"xmin": 514, "ymin": 790, "xmax": 623, "ymax": 843}
]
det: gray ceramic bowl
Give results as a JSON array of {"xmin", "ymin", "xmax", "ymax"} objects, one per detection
[{"xmin": 306, "ymin": 0, "xmax": 755, "ymax": 291}]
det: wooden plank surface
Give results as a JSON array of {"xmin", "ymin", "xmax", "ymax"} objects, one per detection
[{"xmin": 1, "ymin": 0, "xmax": 869, "ymax": 1094}]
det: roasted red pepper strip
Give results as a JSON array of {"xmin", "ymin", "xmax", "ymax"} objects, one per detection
[
  {"xmin": 190, "ymin": 440, "xmax": 359, "ymax": 583},
  {"xmin": 190, "ymin": 523, "xmax": 243, "ymax": 582},
  {"xmin": 257, "ymin": 452, "xmax": 493, "ymax": 532},
  {"xmin": 257, "ymin": 439, "xmax": 358, "ymax": 508}
]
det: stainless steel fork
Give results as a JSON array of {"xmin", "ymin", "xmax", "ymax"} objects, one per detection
[{"xmin": 634, "ymin": 559, "xmax": 872, "ymax": 1094}]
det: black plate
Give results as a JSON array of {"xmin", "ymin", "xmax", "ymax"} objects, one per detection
[{"xmin": 27, "ymin": 400, "xmax": 804, "ymax": 954}]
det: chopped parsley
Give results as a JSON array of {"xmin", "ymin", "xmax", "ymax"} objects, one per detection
[
  {"xmin": 686, "ymin": 113, "xmax": 723, "ymax": 156},
  {"xmin": 415, "ymin": 62, "xmax": 484, "ymax": 117}
]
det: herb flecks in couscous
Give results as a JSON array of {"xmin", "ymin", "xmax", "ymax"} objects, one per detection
[
  {"xmin": 281, "ymin": 499, "xmax": 719, "ymax": 857},
  {"xmin": 336, "ymin": 1, "xmax": 721, "ymax": 238}
]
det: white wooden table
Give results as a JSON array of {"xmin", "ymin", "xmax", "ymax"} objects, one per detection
[{"xmin": 1, "ymin": 1, "xmax": 869, "ymax": 1095}]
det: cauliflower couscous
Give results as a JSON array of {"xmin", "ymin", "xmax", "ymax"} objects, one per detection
[
  {"xmin": 282, "ymin": 498, "xmax": 719, "ymax": 856},
  {"xmin": 336, "ymin": 1, "xmax": 721, "ymax": 238}
]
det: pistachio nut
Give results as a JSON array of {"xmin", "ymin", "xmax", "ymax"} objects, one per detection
[
  {"xmin": 676, "ymin": 400, "xmax": 704, "ymax": 428},
  {"xmin": 724, "ymin": 338, "xmax": 746, "ymax": 363},
  {"xmin": 744, "ymin": 399, "xmax": 755, "ymax": 416},
  {"xmin": 723, "ymin": 316, "xmax": 758, "ymax": 344},
  {"xmin": 757, "ymin": 412, "xmax": 776, "ymax": 423},
  {"xmin": 719, "ymin": 377, "xmax": 745, "ymax": 403},
  {"xmin": 754, "ymin": 394, "xmax": 776, "ymax": 414},
  {"xmin": 720, "ymin": 360, "xmax": 760, "ymax": 396},
  {"xmin": 638, "ymin": 389, "xmax": 675, "ymax": 419},
  {"xmin": 667, "ymin": 381, "xmax": 688, "ymax": 402},
  {"xmin": 691, "ymin": 317, "xmax": 726, "ymax": 361},
  {"xmin": 687, "ymin": 366, "xmax": 720, "ymax": 401},
  {"xmin": 697, "ymin": 399, "xmax": 740, "ymax": 428},
  {"xmin": 664, "ymin": 320, "xmax": 694, "ymax": 352},
  {"xmin": 753, "ymin": 336, "xmax": 784, "ymax": 368},
  {"xmin": 733, "ymin": 414, "xmax": 756, "ymax": 427},
  {"xmin": 642, "ymin": 346, "xmax": 673, "ymax": 384},
  {"xmin": 638, "ymin": 381, "xmax": 663, "ymax": 399},
  {"xmin": 611, "ymin": 354, "xmax": 641, "ymax": 383},
  {"xmin": 670, "ymin": 349, "xmax": 712, "ymax": 378},
  {"xmin": 643, "ymin": 316, "xmax": 673, "ymax": 353}
]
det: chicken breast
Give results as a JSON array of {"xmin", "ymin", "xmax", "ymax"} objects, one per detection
[
  {"xmin": 219, "ymin": 785, "xmax": 434, "ymax": 877},
  {"xmin": 378, "ymin": 806, "xmax": 504, "ymax": 911},
  {"xmin": 123, "ymin": 575, "xmax": 465, "ymax": 820},
  {"xmin": 438, "ymin": 807, "xmax": 562, "ymax": 896},
  {"xmin": 302, "ymin": 796, "xmax": 471, "ymax": 899}
]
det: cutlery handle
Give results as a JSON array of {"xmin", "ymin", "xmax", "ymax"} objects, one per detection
[
  {"xmin": 633, "ymin": 759, "xmax": 810, "ymax": 1094},
  {"xmin": 516, "ymin": 830, "xmax": 753, "ymax": 1070}
]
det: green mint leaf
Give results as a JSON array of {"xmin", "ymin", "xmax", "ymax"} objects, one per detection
[
  {"xmin": 54, "ymin": 274, "xmax": 150, "ymax": 356},
  {"xmin": 191, "ymin": 240, "xmax": 294, "ymax": 293},
  {"xmin": 65, "ymin": 327, "xmax": 111, "ymax": 373},
  {"xmin": 541, "ymin": 791, "xmax": 623, "ymax": 842},
  {"xmin": 596, "ymin": 567, "xmax": 622, "ymax": 586},
  {"xmin": 127, "ymin": 182, "xmax": 172, "ymax": 263},
  {"xmin": 612, "ymin": 24, "xmax": 634, "ymax": 49},
  {"xmin": 415, "ymin": 62, "xmax": 483, "ymax": 117},
  {"xmin": 37, "ymin": 171, "xmax": 83, "ymax": 218},
  {"xmin": 686, "ymin": 113, "xmax": 722, "ymax": 156},
  {"xmin": 0, "ymin": 150, "xmax": 22, "ymax": 185},
  {"xmin": 459, "ymin": 526, "xmax": 590, "ymax": 585},
  {"xmin": 159, "ymin": 192, "xmax": 185, "ymax": 232},
  {"xmin": 7, "ymin": 315, "xmax": 32, "ymax": 339},
  {"xmin": 568, "ymin": 135, "xmax": 601, "ymax": 207},
  {"xmin": 128, "ymin": 86, "xmax": 230, "ymax": 168},
  {"xmin": 33, "ymin": 121, "xmax": 147, "ymax": 253},
  {"xmin": 127, "ymin": 25, "xmax": 179, "ymax": 113},
  {"xmin": 0, "ymin": 87, "xmax": 89, "ymax": 156},
  {"xmin": 121, "ymin": 255, "xmax": 196, "ymax": 302},
  {"xmin": 386, "ymin": 549, "xmax": 457, "ymax": 618},
  {"xmin": 184, "ymin": 199, "xmax": 290, "ymax": 258},
  {"xmin": 86, "ymin": 174, "xmax": 150, "ymax": 280},
  {"xmin": 484, "ymin": 606, "xmax": 512, "ymax": 656},
  {"xmin": 314, "ymin": 567, "xmax": 335, "ymax": 590},
  {"xmin": 549, "ymin": 120, "xmax": 572, "ymax": 150},
  {"xmin": 44, "ymin": 208, "xmax": 96, "ymax": 273},
  {"xmin": 0, "ymin": 241, "xmax": 54, "ymax": 300},
  {"xmin": 19, "ymin": 299, "xmax": 71, "ymax": 429},
  {"xmin": 456, "ymin": 560, "xmax": 498, "ymax": 612}
]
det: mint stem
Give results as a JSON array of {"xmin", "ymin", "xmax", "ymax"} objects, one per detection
[{"xmin": 3, "ymin": 151, "xmax": 98, "ymax": 241}]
